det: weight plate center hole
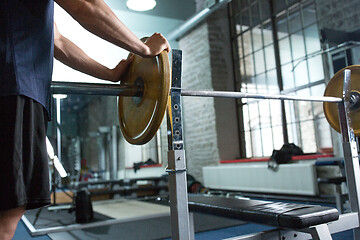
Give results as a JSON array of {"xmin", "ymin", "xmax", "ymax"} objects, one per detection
[
  {"xmin": 350, "ymin": 91, "xmax": 360, "ymax": 111},
  {"xmin": 132, "ymin": 77, "xmax": 145, "ymax": 105}
]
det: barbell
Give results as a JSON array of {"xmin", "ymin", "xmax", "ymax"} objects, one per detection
[
  {"xmin": 324, "ymin": 65, "xmax": 360, "ymax": 136},
  {"xmin": 51, "ymin": 49, "xmax": 359, "ymax": 145},
  {"xmin": 118, "ymin": 50, "xmax": 171, "ymax": 145},
  {"xmin": 117, "ymin": 48, "xmax": 360, "ymax": 145}
]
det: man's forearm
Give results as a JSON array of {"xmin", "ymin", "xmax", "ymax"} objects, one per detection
[
  {"xmin": 55, "ymin": 0, "xmax": 150, "ymax": 57},
  {"xmin": 54, "ymin": 36, "xmax": 114, "ymax": 81},
  {"xmin": 54, "ymin": 23, "xmax": 115, "ymax": 81}
]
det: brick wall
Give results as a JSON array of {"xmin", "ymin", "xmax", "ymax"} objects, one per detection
[
  {"xmin": 178, "ymin": 4, "xmax": 240, "ymax": 181},
  {"xmin": 208, "ymin": 6, "xmax": 241, "ymax": 162},
  {"xmin": 316, "ymin": 0, "xmax": 360, "ymax": 32},
  {"xmin": 179, "ymin": 23, "xmax": 220, "ymax": 181}
]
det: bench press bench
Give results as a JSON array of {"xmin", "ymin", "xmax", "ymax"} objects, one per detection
[{"xmin": 188, "ymin": 195, "xmax": 339, "ymax": 240}]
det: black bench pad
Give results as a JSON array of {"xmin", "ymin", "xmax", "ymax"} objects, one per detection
[{"xmin": 188, "ymin": 195, "xmax": 339, "ymax": 229}]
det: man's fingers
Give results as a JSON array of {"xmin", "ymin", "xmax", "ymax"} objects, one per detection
[{"xmin": 146, "ymin": 33, "xmax": 171, "ymax": 56}]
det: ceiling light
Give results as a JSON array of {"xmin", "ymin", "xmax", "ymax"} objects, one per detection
[{"xmin": 126, "ymin": 0, "xmax": 156, "ymax": 12}]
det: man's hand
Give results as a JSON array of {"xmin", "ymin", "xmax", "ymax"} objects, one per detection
[
  {"xmin": 54, "ymin": 22, "xmax": 134, "ymax": 83},
  {"xmin": 143, "ymin": 33, "xmax": 171, "ymax": 58},
  {"xmin": 109, "ymin": 56, "xmax": 134, "ymax": 82},
  {"xmin": 56, "ymin": 0, "xmax": 171, "ymax": 59}
]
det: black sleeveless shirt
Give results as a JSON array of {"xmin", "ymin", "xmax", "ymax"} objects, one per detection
[{"xmin": 0, "ymin": 0, "xmax": 54, "ymax": 114}]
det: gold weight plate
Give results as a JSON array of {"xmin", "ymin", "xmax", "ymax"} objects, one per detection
[
  {"xmin": 324, "ymin": 65, "xmax": 360, "ymax": 135},
  {"xmin": 118, "ymin": 51, "xmax": 171, "ymax": 145}
]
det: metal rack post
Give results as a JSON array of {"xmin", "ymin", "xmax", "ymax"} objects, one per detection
[
  {"xmin": 338, "ymin": 69, "xmax": 360, "ymax": 239},
  {"xmin": 166, "ymin": 50, "xmax": 191, "ymax": 240}
]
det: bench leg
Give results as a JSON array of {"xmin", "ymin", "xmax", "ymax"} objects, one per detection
[
  {"xmin": 309, "ymin": 224, "xmax": 333, "ymax": 240},
  {"xmin": 335, "ymin": 184, "xmax": 344, "ymax": 214},
  {"xmin": 189, "ymin": 212, "xmax": 195, "ymax": 240}
]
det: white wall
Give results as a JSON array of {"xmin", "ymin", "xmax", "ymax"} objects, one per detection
[{"xmin": 53, "ymin": 3, "xmax": 182, "ymax": 83}]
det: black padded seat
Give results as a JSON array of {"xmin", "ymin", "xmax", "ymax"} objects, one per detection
[{"xmin": 188, "ymin": 195, "xmax": 339, "ymax": 229}]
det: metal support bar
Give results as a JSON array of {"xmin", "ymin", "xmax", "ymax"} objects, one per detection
[
  {"xmin": 167, "ymin": 50, "xmax": 191, "ymax": 240},
  {"xmin": 222, "ymin": 213, "xmax": 360, "ymax": 239},
  {"xmin": 189, "ymin": 212, "xmax": 195, "ymax": 240},
  {"xmin": 167, "ymin": 150, "xmax": 190, "ymax": 240},
  {"xmin": 308, "ymin": 224, "xmax": 333, "ymax": 240},
  {"xmin": 110, "ymin": 126, "xmax": 118, "ymax": 180},
  {"xmin": 328, "ymin": 212, "xmax": 360, "ymax": 234},
  {"xmin": 217, "ymin": 213, "xmax": 360, "ymax": 240},
  {"xmin": 338, "ymin": 69, "xmax": 360, "ymax": 239}
]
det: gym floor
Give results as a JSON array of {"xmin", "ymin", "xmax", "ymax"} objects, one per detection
[
  {"xmin": 14, "ymin": 198, "xmax": 354, "ymax": 240},
  {"xmin": 13, "ymin": 218, "xmax": 353, "ymax": 240}
]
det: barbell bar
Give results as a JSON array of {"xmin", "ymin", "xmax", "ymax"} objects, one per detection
[
  {"xmin": 176, "ymin": 88, "xmax": 341, "ymax": 103},
  {"xmin": 51, "ymin": 81, "xmax": 141, "ymax": 97},
  {"xmin": 51, "ymin": 82, "xmax": 341, "ymax": 103},
  {"xmin": 50, "ymin": 49, "xmax": 359, "ymax": 145}
]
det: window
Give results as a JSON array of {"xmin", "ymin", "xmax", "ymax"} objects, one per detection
[{"xmin": 231, "ymin": 0, "xmax": 332, "ymax": 157}]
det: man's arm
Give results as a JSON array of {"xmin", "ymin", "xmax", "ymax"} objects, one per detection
[
  {"xmin": 54, "ymin": 22, "xmax": 132, "ymax": 82},
  {"xmin": 54, "ymin": 0, "xmax": 170, "ymax": 58}
]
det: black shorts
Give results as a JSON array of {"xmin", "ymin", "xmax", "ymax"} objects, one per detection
[{"xmin": 0, "ymin": 95, "xmax": 51, "ymax": 211}]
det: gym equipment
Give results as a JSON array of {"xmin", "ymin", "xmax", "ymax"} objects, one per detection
[
  {"xmin": 51, "ymin": 56, "xmax": 340, "ymax": 146},
  {"xmin": 324, "ymin": 65, "xmax": 360, "ymax": 135},
  {"xmin": 74, "ymin": 189, "xmax": 94, "ymax": 223},
  {"xmin": 118, "ymin": 48, "xmax": 171, "ymax": 145},
  {"xmin": 24, "ymin": 50, "xmax": 360, "ymax": 240},
  {"xmin": 72, "ymin": 176, "xmax": 168, "ymax": 199},
  {"xmin": 188, "ymin": 194, "xmax": 339, "ymax": 231}
]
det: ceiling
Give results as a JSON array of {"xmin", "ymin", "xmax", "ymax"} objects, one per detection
[{"xmin": 105, "ymin": 0, "xmax": 197, "ymax": 20}]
